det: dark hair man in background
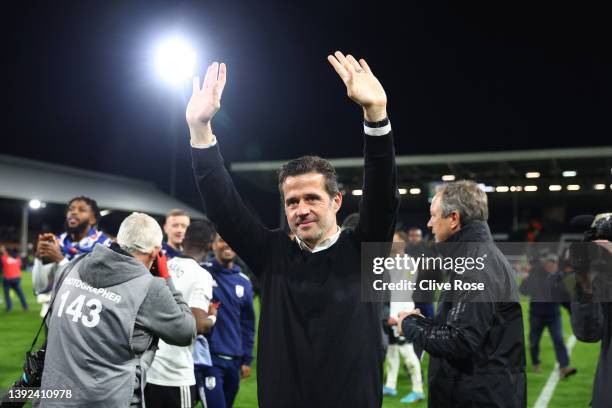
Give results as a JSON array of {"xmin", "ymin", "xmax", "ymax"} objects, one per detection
[
  {"xmin": 520, "ymin": 253, "xmax": 576, "ymax": 378},
  {"xmin": 196, "ymin": 233, "xmax": 255, "ymax": 408},
  {"xmin": 185, "ymin": 51, "xmax": 398, "ymax": 407},
  {"xmin": 146, "ymin": 220, "xmax": 217, "ymax": 408},
  {"xmin": 32, "ymin": 196, "xmax": 111, "ymax": 316}
]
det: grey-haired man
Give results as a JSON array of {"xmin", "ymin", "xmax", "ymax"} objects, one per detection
[{"xmin": 40, "ymin": 213, "xmax": 196, "ymax": 407}]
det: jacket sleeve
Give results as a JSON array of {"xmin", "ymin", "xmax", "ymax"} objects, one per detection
[
  {"xmin": 402, "ymin": 301, "xmax": 496, "ymax": 359},
  {"xmin": 570, "ymin": 298, "xmax": 604, "ymax": 342},
  {"xmin": 192, "ymin": 145, "xmax": 273, "ymax": 275},
  {"xmin": 402, "ymin": 270, "xmax": 496, "ymax": 359},
  {"xmin": 137, "ymin": 277, "xmax": 196, "ymax": 347},
  {"xmin": 240, "ymin": 283, "xmax": 256, "ymax": 366},
  {"xmin": 32, "ymin": 258, "xmax": 67, "ymax": 294},
  {"xmin": 355, "ymin": 129, "xmax": 400, "ymax": 243}
]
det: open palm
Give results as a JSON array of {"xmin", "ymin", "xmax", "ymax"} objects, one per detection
[
  {"xmin": 327, "ymin": 51, "xmax": 387, "ymax": 111},
  {"xmin": 186, "ymin": 62, "xmax": 227, "ymax": 127}
]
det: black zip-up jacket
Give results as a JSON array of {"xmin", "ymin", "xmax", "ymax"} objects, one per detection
[
  {"xmin": 192, "ymin": 128, "xmax": 398, "ymax": 408},
  {"xmin": 571, "ymin": 293, "xmax": 611, "ymax": 408},
  {"xmin": 402, "ymin": 222, "xmax": 527, "ymax": 408}
]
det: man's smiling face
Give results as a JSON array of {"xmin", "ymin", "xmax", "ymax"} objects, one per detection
[{"xmin": 283, "ymin": 172, "xmax": 341, "ymax": 249}]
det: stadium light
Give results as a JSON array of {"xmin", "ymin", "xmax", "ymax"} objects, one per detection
[
  {"xmin": 409, "ymin": 188, "xmax": 421, "ymax": 195},
  {"xmin": 29, "ymin": 199, "xmax": 42, "ymax": 210},
  {"xmin": 567, "ymin": 184, "xmax": 580, "ymax": 191},
  {"xmin": 549, "ymin": 185, "xmax": 562, "ymax": 191},
  {"xmin": 441, "ymin": 175, "xmax": 455, "ymax": 181},
  {"xmin": 154, "ymin": 36, "xmax": 197, "ymax": 85},
  {"xmin": 524, "ymin": 185, "xmax": 538, "ymax": 192},
  {"xmin": 398, "ymin": 188, "xmax": 407, "ymax": 195},
  {"xmin": 495, "ymin": 186, "xmax": 509, "ymax": 193},
  {"xmin": 351, "ymin": 189, "xmax": 363, "ymax": 196},
  {"xmin": 525, "ymin": 172, "xmax": 540, "ymax": 179},
  {"xmin": 562, "ymin": 170, "xmax": 577, "ymax": 177},
  {"xmin": 482, "ymin": 185, "xmax": 495, "ymax": 193},
  {"xmin": 594, "ymin": 184, "xmax": 606, "ymax": 191}
]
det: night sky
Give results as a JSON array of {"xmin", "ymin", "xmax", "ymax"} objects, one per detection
[{"xmin": 2, "ymin": 1, "xmax": 611, "ymax": 215}]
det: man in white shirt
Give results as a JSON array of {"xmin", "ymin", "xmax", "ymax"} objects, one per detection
[
  {"xmin": 383, "ymin": 231, "xmax": 424, "ymax": 404},
  {"xmin": 145, "ymin": 220, "xmax": 217, "ymax": 408}
]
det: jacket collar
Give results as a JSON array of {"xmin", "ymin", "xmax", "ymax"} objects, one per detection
[
  {"xmin": 444, "ymin": 221, "xmax": 493, "ymax": 243},
  {"xmin": 210, "ymin": 257, "xmax": 241, "ymax": 274}
]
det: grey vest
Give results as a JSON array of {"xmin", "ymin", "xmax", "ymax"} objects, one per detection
[{"xmin": 40, "ymin": 255, "xmax": 153, "ymax": 407}]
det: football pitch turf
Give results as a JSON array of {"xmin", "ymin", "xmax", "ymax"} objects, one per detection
[{"xmin": 1, "ymin": 272, "xmax": 601, "ymax": 407}]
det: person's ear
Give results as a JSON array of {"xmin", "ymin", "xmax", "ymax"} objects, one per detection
[
  {"xmin": 332, "ymin": 192, "xmax": 343, "ymax": 212},
  {"xmin": 450, "ymin": 212, "xmax": 461, "ymax": 230}
]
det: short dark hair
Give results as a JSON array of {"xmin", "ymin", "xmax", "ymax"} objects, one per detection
[
  {"xmin": 68, "ymin": 196, "xmax": 101, "ymax": 224},
  {"xmin": 278, "ymin": 155, "xmax": 339, "ymax": 198},
  {"xmin": 183, "ymin": 220, "xmax": 216, "ymax": 253}
]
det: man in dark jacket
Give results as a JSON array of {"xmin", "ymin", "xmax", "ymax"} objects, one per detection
[
  {"xmin": 570, "ymin": 235, "xmax": 612, "ymax": 408},
  {"xmin": 519, "ymin": 253, "xmax": 576, "ymax": 378},
  {"xmin": 185, "ymin": 53, "xmax": 398, "ymax": 407},
  {"xmin": 398, "ymin": 181, "xmax": 526, "ymax": 408}
]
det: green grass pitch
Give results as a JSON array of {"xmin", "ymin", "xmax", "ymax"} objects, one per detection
[{"xmin": 0, "ymin": 272, "xmax": 601, "ymax": 407}]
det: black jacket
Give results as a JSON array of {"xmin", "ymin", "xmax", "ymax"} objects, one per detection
[
  {"xmin": 571, "ymin": 294, "xmax": 611, "ymax": 408},
  {"xmin": 192, "ymin": 130, "xmax": 398, "ymax": 408},
  {"xmin": 402, "ymin": 222, "xmax": 526, "ymax": 408},
  {"xmin": 519, "ymin": 267, "xmax": 571, "ymax": 317}
]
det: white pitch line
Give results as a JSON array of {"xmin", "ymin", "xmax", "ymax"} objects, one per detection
[{"xmin": 533, "ymin": 335, "xmax": 577, "ymax": 408}]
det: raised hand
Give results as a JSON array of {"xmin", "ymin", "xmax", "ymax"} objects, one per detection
[
  {"xmin": 327, "ymin": 51, "xmax": 387, "ymax": 122},
  {"xmin": 36, "ymin": 233, "xmax": 64, "ymax": 263},
  {"xmin": 186, "ymin": 62, "xmax": 227, "ymax": 145}
]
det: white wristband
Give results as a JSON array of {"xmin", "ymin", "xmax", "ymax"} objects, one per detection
[
  {"xmin": 191, "ymin": 135, "xmax": 217, "ymax": 149},
  {"xmin": 207, "ymin": 315, "xmax": 217, "ymax": 325}
]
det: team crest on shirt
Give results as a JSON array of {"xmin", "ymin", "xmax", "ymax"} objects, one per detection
[
  {"xmin": 205, "ymin": 376, "xmax": 216, "ymax": 390},
  {"xmin": 235, "ymin": 285, "xmax": 244, "ymax": 298}
]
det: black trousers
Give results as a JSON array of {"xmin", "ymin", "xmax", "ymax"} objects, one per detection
[{"xmin": 144, "ymin": 383, "xmax": 196, "ymax": 408}]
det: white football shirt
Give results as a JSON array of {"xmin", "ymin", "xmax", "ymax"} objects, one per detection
[{"xmin": 147, "ymin": 257, "xmax": 214, "ymax": 386}]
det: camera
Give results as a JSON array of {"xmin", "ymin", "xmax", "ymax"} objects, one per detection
[
  {"xmin": 0, "ymin": 348, "xmax": 46, "ymax": 407},
  {"xmin": 583, "ymin": 213, "xmax": 612, "ymax": 242},
  {"xmin": 568, "ymin": 213, "xmax": 612, "ymax": 301}
]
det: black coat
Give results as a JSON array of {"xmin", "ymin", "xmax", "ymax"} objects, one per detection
[
  {"xmin": 571, "ymin": 296, "xmax": 612, "ymax": 408},
  {"xmin": 402, "ymin": 222, "xmax": 527, "ymax": 408}
]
